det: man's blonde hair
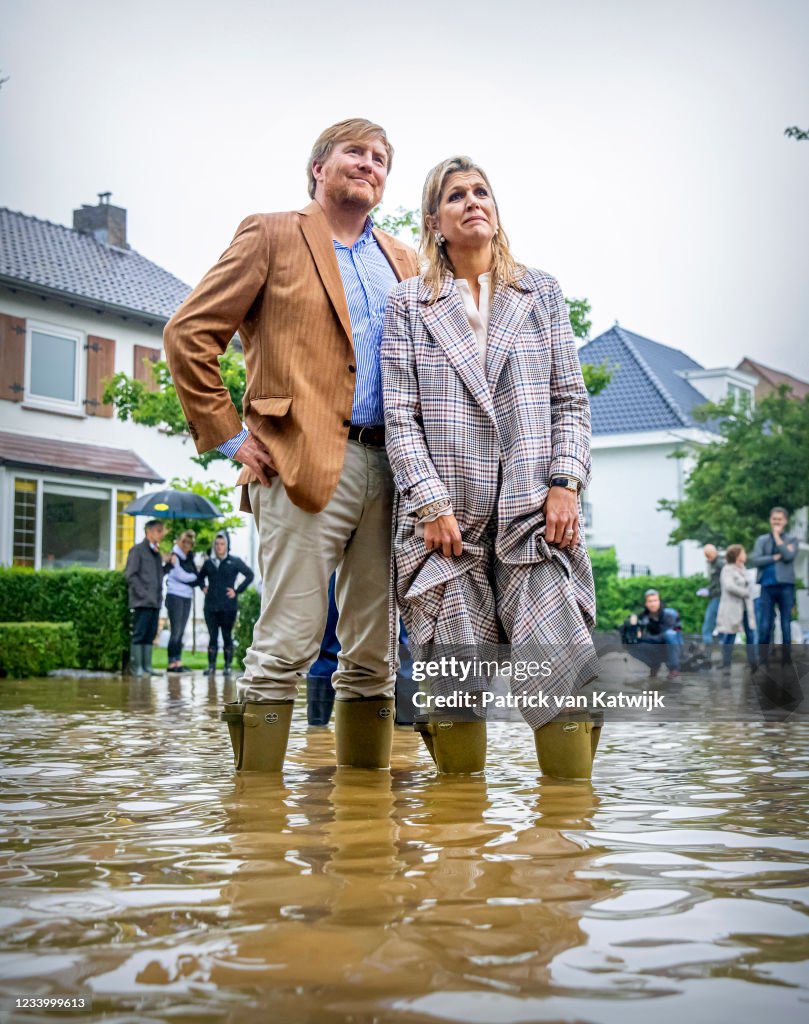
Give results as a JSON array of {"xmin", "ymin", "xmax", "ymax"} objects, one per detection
[
  {"xmin": 307, "ymin": 118, "xmax": 393, "ymax": 199},
  {"xmin": 420, "ymin": 155, "xmax": 524, "ymax": 301}
]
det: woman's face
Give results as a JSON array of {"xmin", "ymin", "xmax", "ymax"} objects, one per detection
[
  {"xmin": 214, "ymin": 538, "xmax": 228, "ymax": 558},
  {"xmin": 432, "ymin": 171, "xmax": 498, "ymax": 253},
  {"xmin": 737, "ymin": 548, "xmax": 747, "ymax": 565},
  {"xmin": 180, "ymin": 536, "xmax": 194, "ymax": 553}
]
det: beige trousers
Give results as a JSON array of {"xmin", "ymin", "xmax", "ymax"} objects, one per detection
[{"xmin": 239, "ymin": 441, "xmax": 395, "ymax": 702}]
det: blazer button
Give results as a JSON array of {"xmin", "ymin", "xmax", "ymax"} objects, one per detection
[
  {"xmin": 348, "ymin": 365, "xmax": 356, "ymax": 373},
  {"xmin": 343, "ymin": 419, "xmax": 351, "ymax": 428}
]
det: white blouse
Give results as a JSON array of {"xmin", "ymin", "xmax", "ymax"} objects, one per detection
[{"xmin": 454, "ymin": 272, "xmax": 491, "ymax": 366}]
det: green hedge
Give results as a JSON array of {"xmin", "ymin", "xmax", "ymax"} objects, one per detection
[
  {"xmin": 233, "ymin": 587, "xmax": 261, "ymax": 670},
  {"xmin": 0, "ymin": 622, "xmax": 79, "ymax": 678},
  {"xmin": 590, "ymin": 547, "xmax": 706, "ymax": 633},
  {"xmin": 0, "ymin": 569, "xmax": 129, "ymax": 672}
]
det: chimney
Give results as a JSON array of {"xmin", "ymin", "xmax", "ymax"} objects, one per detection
[{"xmin": 73, "ymin": 192, "xmax": 127, "ymax": 248}]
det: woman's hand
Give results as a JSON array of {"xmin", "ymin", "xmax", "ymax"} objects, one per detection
[
  {"xmin": 544, "ymin": 488, "xmax": 580, "ymax": 549},
  {"xmin": 423, "ymin": 514, "xmax": 463, "ymax": 557}
]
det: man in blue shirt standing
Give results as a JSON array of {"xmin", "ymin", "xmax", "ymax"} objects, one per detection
[{"xmin": 165, "ymin": 119, "xmax": 418, "ymax": 772}]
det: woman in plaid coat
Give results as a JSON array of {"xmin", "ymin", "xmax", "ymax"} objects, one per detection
[{"xmin": 381, "ymin": 156, "xmax": 600, "ymax": 779}]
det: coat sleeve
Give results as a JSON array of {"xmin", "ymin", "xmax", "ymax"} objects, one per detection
[
  {"xmin": 163, "ymin": 215, "xmax": 272, "ymax": 453},
  {"xmin": 234, "ymin": 559, "xmax": 255, "ymax": 594},
  {"xmin": 124, "ymin": 545, "xmax": 139, "ymax": 582},
  {"xmin": 747, "ymin": 535, "xmax": 773, "ymax": 568},
  {"xmin": 381, "ymin": 287, "xmax": 452, "ymax": 515},
  {"xmin": 544, "ymin": 278, "xmax": 592, "ymax": 488},
  {"xmin": 721, "ymin": 565, "xmax": 750, "ymax": 599},
  {"xmin": 777, "ymin": 536, "xmax": 798, "ymax": 563}
]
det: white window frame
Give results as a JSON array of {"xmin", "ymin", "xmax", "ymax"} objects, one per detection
[
  {"xmin": 5, "ymin": 472, "xmax": 138, "ymax": 570},
  {"xmin": 24, "ymin": 319, "xmax": 85, "ymax": 416}
]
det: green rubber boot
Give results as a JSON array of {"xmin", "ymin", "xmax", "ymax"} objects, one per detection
[
  {"xmin": 533, "ymin": 715, "xmax": 600, "ymax": 781},
  {"xmin": 142, "ymin": 644, "xmax": 162, "ymax": 677},
  {"xmin": 128, "ymin": 643, "xmax": 145, "ymax": 678},
  {"xmin": 415, "ymin": 718, "xmax": 487, "ymax": 774},
  {"xmin": 334, "ymin": 696, "xmax": 394, "ymax": 769},
  {"xmin": 220, "ymin": 700, "xmax": 294, "ymax": 772}
]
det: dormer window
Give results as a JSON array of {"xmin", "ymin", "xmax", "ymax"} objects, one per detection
[{"xmin": 727, "ymin": 382, "xmax": 752, "ymax": 409}]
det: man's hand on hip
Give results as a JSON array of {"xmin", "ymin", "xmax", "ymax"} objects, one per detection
[
  {"xmin": 544, "ymin": 487, "xmax": 580, "ymax": 549},
  {"xmin": 235, "ymin": 434, "xmax": 277, "ymax": 486}
]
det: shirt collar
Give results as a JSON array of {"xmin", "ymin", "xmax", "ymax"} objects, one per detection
[{"xmin": 333, "ymin": 217, "xmax": 375, "ymax": 251}]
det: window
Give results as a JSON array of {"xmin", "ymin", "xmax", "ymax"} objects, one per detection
[
  {"xmin": 12, "ymin": 478, "xmax": 37, "ymax": 567},
  {"xmin": 25, "ymin": 320, "xmax": 84, "ymax": 414},
  {"xmin": 727, "ymin": 382, "xmax": 752, "ymax": 410},
  {"xmin": 41, "ymin": 484, "xmax": 111, "ymax": 569},
  {"xmin": 116, "ymin": 491, "xmax": 136, "ymax": 569}
]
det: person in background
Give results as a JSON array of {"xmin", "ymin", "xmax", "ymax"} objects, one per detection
[
  {"xmin": 198, "ymin": 532, "xmax": 254, "ymax": 676},
  {"xmin": 124, "ymin": 518, "xmax": 168, "ymax": 678},
  {"xmin": 621, "ymin": 589, "xmax": 683, "ymax": 679},
  {"xmin": 716, "ymin": 544, "xmax": 758, "ymax": 674},
  {"xmin": 165, "ymin": 529, "xmax": 200, "ymax": 673},
  {"xmin": 748, "ymin": 506, "xmax": 799, "ymax": 664},
  {"xmin": 697, "ymin": 544, "xmax": 724, "ymax": 652}
]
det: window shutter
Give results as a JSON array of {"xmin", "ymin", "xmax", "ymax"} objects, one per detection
[
  {"xmin": 84, "ymin": 335, "xmax": 116, "ymax": 417},
  {"xmin": 0, "ymin": 313, "xmax": 26, "ymax": 402},
  {"xmin": 133, "ymin": 344, "xmax": 160, "ymax": 393}
]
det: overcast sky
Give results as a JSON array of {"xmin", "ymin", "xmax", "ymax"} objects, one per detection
[{"xmin": 2, "ymin": 0, "xmax": 808, "ymax": 377}]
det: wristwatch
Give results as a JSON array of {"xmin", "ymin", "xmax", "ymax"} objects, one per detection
[{"xmin": 549, "ymin": 476, "xmax": 580, "ymax": 494}]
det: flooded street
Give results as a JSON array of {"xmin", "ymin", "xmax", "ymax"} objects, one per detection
[{"xmin": 0, "ymin": 674, "xmax": 808, "ymax": 1023}]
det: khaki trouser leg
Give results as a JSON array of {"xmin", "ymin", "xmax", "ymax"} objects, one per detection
[{"xmin": 240, "ymin": 442, "xmax": 393, "ymax": 703}]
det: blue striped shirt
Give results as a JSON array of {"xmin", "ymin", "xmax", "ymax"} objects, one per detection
[{"xmin": 218, "ymin": 217, "xmax": 396, "ymax": 454}]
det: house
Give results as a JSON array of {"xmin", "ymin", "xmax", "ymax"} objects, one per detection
[
  {"xmin": 0, "ymin": 195, "xmax": 244, "ymax": 572},
  {"xmin": 578, "ymin": 324, "xmax": 758, "ymax": 577},
  {"xmin": 736, "ymin": 357, "xmax": 809, "ymax": 402}
]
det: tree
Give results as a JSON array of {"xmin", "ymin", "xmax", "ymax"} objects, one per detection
[
  {"xmin": 103, "ymin": 347, "xmax": 245, "ymax": 469},
  {"xmin": 784, "ymin": 126, "xmax": 809, "ymax": 141},
  {"xmin": 164, "ymin": 476, "xmax": 243, "ymax": 553},
  {"xmin": 659, "ymin": 388, "xmax": 809, "ymax": 548}
]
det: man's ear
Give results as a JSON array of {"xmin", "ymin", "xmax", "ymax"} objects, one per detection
[{"xmin": 311, "ymin": 160, "xmax": 323, "ymax": 184}]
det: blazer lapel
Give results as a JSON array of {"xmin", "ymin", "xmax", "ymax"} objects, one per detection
[
  {"xmin": 298, "ymin": 201, "xmax": 353, "ymax": 346},
  {"xmin": 485, "ymin": 278, "xmax": 537, "ymax": 393},
  {"xmin": 373, "ymin": 229, "xmax": 411, "ymax": 283},
  {"xmin": 419, "ymin": 277, "xmax": 496, "ymax": 425}
]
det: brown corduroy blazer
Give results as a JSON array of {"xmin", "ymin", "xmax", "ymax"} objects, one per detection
[{"xmin": 163, "ymin": 201, "xmax": 419, "ymax": 514}]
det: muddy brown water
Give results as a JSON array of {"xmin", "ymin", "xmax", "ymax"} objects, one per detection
[{"xmin": 0, "ymin": 674, "xmax": 807, "ymax": 1023}]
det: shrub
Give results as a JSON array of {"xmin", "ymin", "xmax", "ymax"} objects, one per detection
[
  {"xmin": 589, "ymin": 548, "xmax": 706, "ymax": 633},
  {"xmin": 0, "ymin": 622, "xmax": 79, "ymax": 678},
  {"xmin": 233, "ymin": 586, "xmax": 261, "ymax": 670},
  {"xmin": 0, "ymin": 569, "xmax": 129, "ymax": 672}
]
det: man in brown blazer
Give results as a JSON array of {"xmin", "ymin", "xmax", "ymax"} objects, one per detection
[{"xmin": 164, "ymin": 118, "xmax": 418, "ymax": 773}]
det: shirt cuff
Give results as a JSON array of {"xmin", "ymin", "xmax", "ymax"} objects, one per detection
[{"xmin": 218, "ymin": 428, "xmax": 248, "ymax": 458}]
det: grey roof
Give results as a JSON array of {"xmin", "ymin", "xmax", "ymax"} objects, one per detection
[
  {"xmin": 0, "ymin": 207, "xmax": 191, "ymax": 322},
  {"xmin": 579, "ymin": 324, "xmax": 718, "ymax": 435}
]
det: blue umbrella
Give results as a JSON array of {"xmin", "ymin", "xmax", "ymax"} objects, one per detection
[{"xmin": 124, "ymin": 489, "xmax": 222, "ymax": 520}]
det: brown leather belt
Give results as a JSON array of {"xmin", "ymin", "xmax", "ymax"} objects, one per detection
[{"xmin": 348, "ymin": 424, "xmax": 385, "ymax": 447}]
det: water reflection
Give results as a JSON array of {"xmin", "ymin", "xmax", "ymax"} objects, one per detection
[{"xmin": 0, "ymin": 675, "xmax": 807, "ymax": 1022}]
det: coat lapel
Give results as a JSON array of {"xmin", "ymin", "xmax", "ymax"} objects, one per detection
[
  {"xmin": 298, "ymin": 201, "xmax": 353, "ymax": 346},
  {"xmin": 484, "ymin": 277, "xmax": 537, "ymax": 393},
  {"xmin": 372, "ymin": 229, "xmax": 412, "ymax": 283},
  {"xmin": 419, "ymin": 276, "xmax": 496, "ymax": 425}
]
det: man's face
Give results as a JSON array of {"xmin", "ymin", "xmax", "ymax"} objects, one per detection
[
  {"xmin": 146, "ymin": 524, "xmax": 165, "ymax": 545},
  {"xmin": 770, "ymin": 510, "xmax": 787, "ymax": 533},
  {"xmin": 703, "ymin": 544, "xmax": 717, "ymax": 561},
  {"xmin": 214, "ymin": 538, "xmax": 228, "ymax": 558},
  {"xmin": 645, "ymin": 593, "xmax": 661, "ymax": 614},
  {"xmin": 312, "ymin": 137, "xmax": 389, "ymax": 212}
]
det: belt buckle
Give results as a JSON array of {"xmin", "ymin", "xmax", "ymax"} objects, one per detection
[{"xmin": 357, "ymin": 425, "xmax": 370, "ymax": 445}]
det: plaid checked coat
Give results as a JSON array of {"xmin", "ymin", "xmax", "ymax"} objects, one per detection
[{"xmin": 381, "ymin": 269, "xmax": 599, "ymax": 728}]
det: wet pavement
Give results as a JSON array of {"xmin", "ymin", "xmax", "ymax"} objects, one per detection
[{"xmin": 0, "ymin": 673, "xmax": 807, "ymax": 1023}]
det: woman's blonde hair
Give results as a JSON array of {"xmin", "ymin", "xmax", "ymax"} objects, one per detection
[
  {"xmin": 420, "ymin": 155, "xmax": 524, "ymax": 301},
  {"xmin": 307, "ymin": 118, "xmax": 393, "ymax": 199},
  {"xmin": 178, "ymin": 529, "xmax": 196, "ymax": 545}
]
